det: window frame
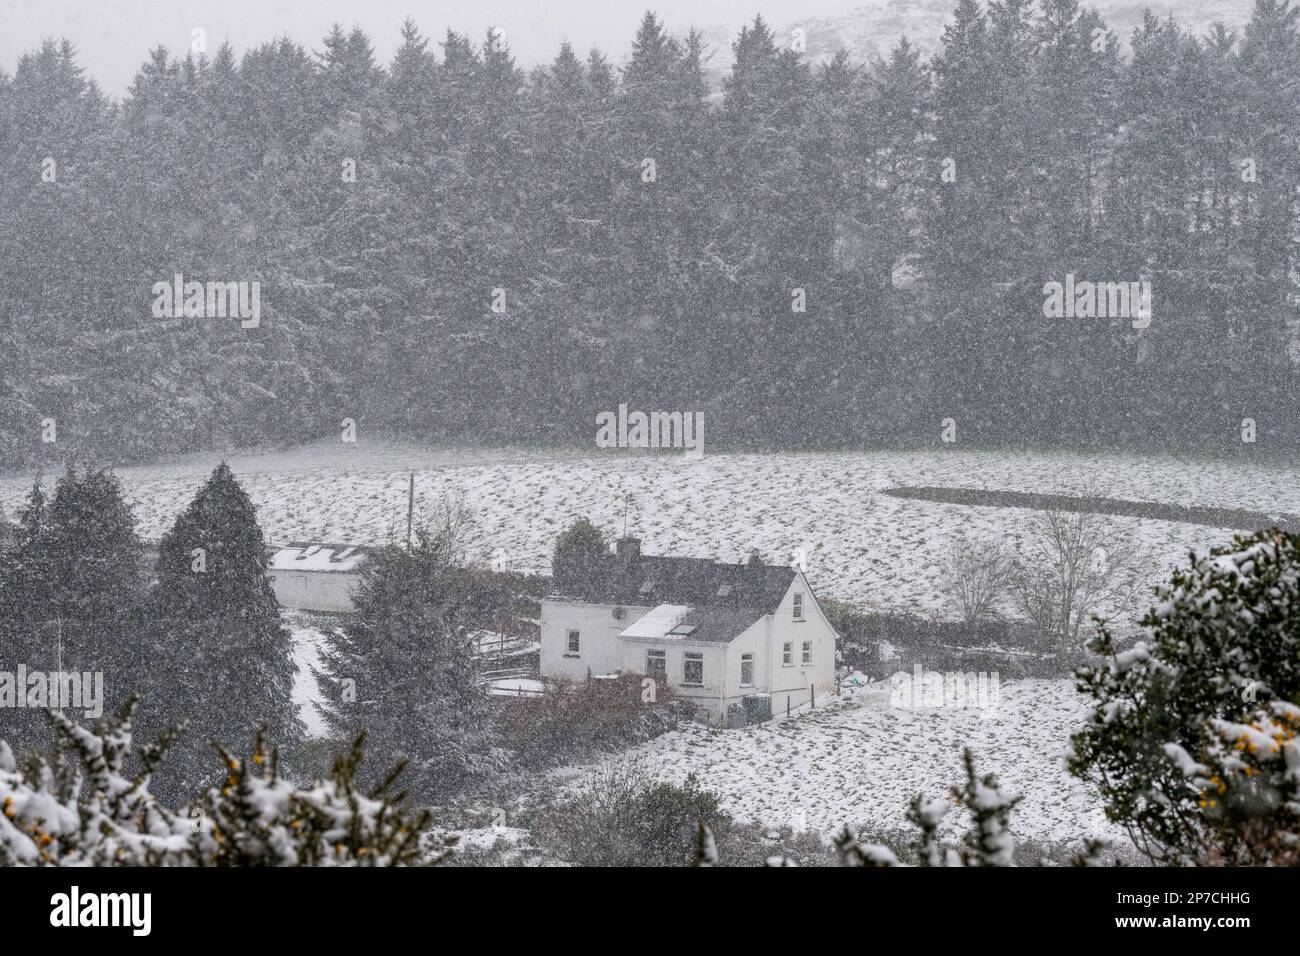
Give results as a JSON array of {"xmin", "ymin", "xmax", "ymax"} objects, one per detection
[
  {"xmin": 682, "ymin": 651, "xmax": 704, "ymax": 687},
  {"xmin": 645, "ymin": 649, "xmax": 666, "ymax": 675},
  {"xmin": 801, "ymin": 640, "xmax": 812, "ymax": 666},
  {"xmin": 740, "ymin": 653, "xmax": 754, "ymax": 687},
  {"xmin": 793, "ymin": 592, "xmax": 804, "ymax": 621},
  {"xmin": 782, "ymin": 642, "xmax": 793, "ymax": 666},
  {"xmin": 565, "ymin": 629, "xmax": 580, "ymax": 656}
]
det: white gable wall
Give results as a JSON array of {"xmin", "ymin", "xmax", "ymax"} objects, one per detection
[
  {"xmin": 763, "ymin": 573, "xmax": 838, "ymax": 717},
  {"xmin": 714, "ymin": 618, "xmax": 766, "ymax": 718}
]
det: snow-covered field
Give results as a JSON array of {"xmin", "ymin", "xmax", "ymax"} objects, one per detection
[
  {"xmin": 42, "ymin": 441, "xmax": 1273, "ymax": 845},
  {"xmin": 554, "ymin": 678, "xmax": 1116, "ymax": 846},
  {"xmin": 285, "ymin": 611, "xmax": 330, "ymax": 737},
  {"xmin": 3, "ymin": 440, "xmax": 1294, "ymax": 619}
]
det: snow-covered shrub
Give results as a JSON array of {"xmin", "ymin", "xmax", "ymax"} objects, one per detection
[
  {"xmin": 1069, "ymin": 530, "xmax": 1300, "ymax": 864},
  {"xmin": 0, "ymin": 697, "xmax": 446, "ymax": 866},
  {"xmin": 692, "ymin": 749, "xmax": 1076, "ymax": 868},
  {"xmin": 501, "ymin": 674, "xmax": 676, "ymax": 768},
  {"xmin": 832, "ymin": 749, "xmax": 1024, "ymax": 867},
  {"xmin": 195, "ymin": 729, "xmax": 441, "ymax": 866},
  {"xmin": 540, "ymin": 759, "xmax": 729, "ymax": 866}
]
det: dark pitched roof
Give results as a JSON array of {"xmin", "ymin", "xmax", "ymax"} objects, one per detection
[
  {"xmin": 671, "ymin": 605, "xmax": 769, "ymax": 644},
  {"xmin": 551, "ymin": 553, "xmax": 796, "ymax": 615}
]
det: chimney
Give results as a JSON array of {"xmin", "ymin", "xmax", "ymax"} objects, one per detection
[{"xmin": 616, "ymin": 536, "xmax": 641, "ymax": 562}]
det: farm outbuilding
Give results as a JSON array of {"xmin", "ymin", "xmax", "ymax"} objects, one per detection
[{"xmin": 268, "ymin": 543, "xmax": 369, "ymax": 613}]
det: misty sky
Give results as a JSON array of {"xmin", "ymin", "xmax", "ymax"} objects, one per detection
[{"xmin": 0, "ymin": 0, "xmax": 865, "ymax": 96}]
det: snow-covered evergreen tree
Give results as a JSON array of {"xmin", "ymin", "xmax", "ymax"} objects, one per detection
[
  {"xmin": 316, "ymin": 525, "xmax": 501, "ymax": 801},
  {"xmin": 142, "ymin": 463, "xmax": 302, "ymax": 802},
  {"xmin": 0, "ymin": 470, "xmax": 146, "ymax": 753}
]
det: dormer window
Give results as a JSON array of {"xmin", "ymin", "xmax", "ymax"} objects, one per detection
[{"xmin": 793, "ymin": 593, "xmax": 804, "ymax": 621}]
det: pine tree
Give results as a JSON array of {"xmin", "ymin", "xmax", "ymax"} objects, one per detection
[{"xmin": 41, "ymin": 468, "xmax": 143, "ymax": 624}]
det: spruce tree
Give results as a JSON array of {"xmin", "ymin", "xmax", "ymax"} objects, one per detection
[
  {"xmin": 0, "ymin": 480, "xmax": 51, "ymax": 751},
  {"xmin": 317, "ymin": 528, "xmax": 499, "ymax": 801},
  {"xmin": 144, "ymin": 462, "xmax": 301, "ymax": 801},
  {"xmin": 0, "ymin": 470, "xmax": 145, "ymax": 753}
]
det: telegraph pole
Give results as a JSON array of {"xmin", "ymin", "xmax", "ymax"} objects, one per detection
[{"xmin": 406, "ymin": 472, "xmax": 415, "ymax": 550}]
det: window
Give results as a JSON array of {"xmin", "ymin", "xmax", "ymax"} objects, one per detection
[
  {"xmin": 793, "ymin": 593, "xmax": 804, "ymax": 620},
  {"xmin": 802, "ymin": 641, "xmax": 812, "ymax": 666},
  {"xmin": 740, "ymin": 653, "xmax": 754, "ymax": 687},
  {"xmin": 683, "ymin": 652, "xmax": 704, "ymax": 686},
  {"xmin": 566, "ymin": 630, "xmax": 580, "ymax": 655},
  {"xmin": 782, "ymin": 642, "xmax": 793, "ymax": 666},
  {"xmin": 646, "ymin": 649, "xmax": 666, "ymax": 674}
]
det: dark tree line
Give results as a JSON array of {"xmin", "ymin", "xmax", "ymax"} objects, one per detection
[
  {"xmin": 0, "ymin": 464, "xmax": 508, "ymax": 803},
  {"xmin": 1, "ymin": 2, "xmax": 1297, "ymax": 466},
  {"xmin": 0, "ymin": 465, "xmax": 301, "ymax": 802}
]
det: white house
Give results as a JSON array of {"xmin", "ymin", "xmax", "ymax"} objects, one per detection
[
  {"xmin": 540, "ymin": 538, "xmax": 838, "ymax": 725},
  {"xmin": 268, "ymin": 543, "xmax": 368, "ymax": 613}
]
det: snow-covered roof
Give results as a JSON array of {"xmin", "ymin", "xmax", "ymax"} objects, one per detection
[
  {"xmin": 620, "ymin": 604, "xmax": 692, "ymax": 638},
  {"xmin": 619, "ymin": 603, "xmax": 765, "ymax": 644},
  {"xmin": 269, "ymin": 543, "xmax": 369, "ymax": 573}
]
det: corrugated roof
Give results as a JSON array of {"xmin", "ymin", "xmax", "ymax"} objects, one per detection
[{"xmin": 269, "ymin": 543, "xmax": 370, "ymax": 573}]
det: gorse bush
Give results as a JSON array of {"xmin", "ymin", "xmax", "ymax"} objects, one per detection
[
  {"xmin": 0, "ymin": 697, "xmax": 444, "ymax": 866},
  {"xmin": 1069, "ymin": 530, "xmax": 1300, "ymax": 865}
]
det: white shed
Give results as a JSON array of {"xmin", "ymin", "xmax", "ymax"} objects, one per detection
[{"xmin": 268, "ymin": 543, "xmax": 368, "ymax": 613}]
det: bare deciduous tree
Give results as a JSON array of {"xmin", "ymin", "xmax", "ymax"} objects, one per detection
[
  {"xmin": 940, "ymin": 536, "xmax": 1016, "ymax": 624},
  {"xmin": 1011, "ymin": 507, "xmax": 1147, "ymax": 649},
  {"xmin": 416, "ymin": 488, "xmax": 478, "ymax": 566}
]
